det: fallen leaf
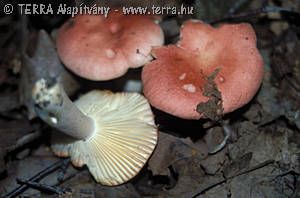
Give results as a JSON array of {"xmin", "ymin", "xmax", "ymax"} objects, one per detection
[
  {"xmin": 148, "ymin": 131, "xmax": 208, "ymax": 176},
  {"xmin": 19, "ymin": 30, "xmax": 79, "ymax": 119}
]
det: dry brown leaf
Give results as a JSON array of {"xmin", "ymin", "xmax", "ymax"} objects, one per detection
[
  {"xmin": 19, "ymin": 30, "xmax": 79, "ymax": 119},
  {"xmin": 148, "ymin": 131, "xmax": 208, "ymax": 176}
]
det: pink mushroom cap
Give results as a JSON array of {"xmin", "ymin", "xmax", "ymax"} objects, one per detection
[
  {"xmin": 142, "ymin": 20, "xmax": 264, "ymax": 119},
  {"xmin": 56, "ymin": 11, "xmax": 164, "ymax": 80}
]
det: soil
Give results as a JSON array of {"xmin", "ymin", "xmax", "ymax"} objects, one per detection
[
  {"xmin": 1, "ymin": 0, "xmax": 300, "ymax": 198},
  {"xmin": 196, "ymin": 68, "xmax": 223, "ymax": 121}
]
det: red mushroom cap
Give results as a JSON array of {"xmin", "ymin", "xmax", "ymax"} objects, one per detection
[
  {"xmin": 142, "ymin": 20, "xmax": 264, "ymax": 119},
  {"xmin": 56, "ymin": 11, "xmax": 164, "ymax": 81}
]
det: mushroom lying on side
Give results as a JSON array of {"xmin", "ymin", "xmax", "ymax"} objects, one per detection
[{"xmin": 32, "ymin": 78, "xmax": 157, "ymax": 186}]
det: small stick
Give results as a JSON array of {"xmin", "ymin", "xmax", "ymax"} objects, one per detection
[
  {"xmin": 16, "ymin": 178, "xmax": 69, "ymax": 195},
  {"xmin": 3, "ymin": 158, "xmax": 70, "ymax": 198},
  {"xmin": 227, "ymin": 160, "xmax": 274, "ymax": 179},
  {"xmin": 227, "ymin": 0, "xmax": 248, "ymax": 14},
  {"xmin": 192, "ymin": 159, "xmax": 275, "ymax": 197},
  {"xmin": 57, "ymin": 158, "xmax": 70, "ymax": 183},
  {"xmin": 208, "ymin": 6, "xmax": 295, "ymax": 24},
  {"xmin": 6, "ymin": 130, "xmax": 42, "ymax": 153}
]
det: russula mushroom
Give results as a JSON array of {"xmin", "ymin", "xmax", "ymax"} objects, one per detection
[
  {"xmin": 56, "ymin": 11, "xmax": 164, "ymax": 81},
  {"xmin": 32, "ymin": 78, "xmax": 157, "ymax": 185},
  {"xmin": 142, "ymin": 20, "xmax": 264, "ymax": 119}
]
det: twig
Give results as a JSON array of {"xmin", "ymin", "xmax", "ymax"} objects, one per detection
[
  {"xmin": 265, "ymin": 169, "xmax": 300, "ymax": 198},
  {"xmin": 290, "ymin": 179, "xmax": 300, "ymax": 198},
  {"xmin": 192, "ymin": 160, "xmax": 275, "ymax": 197},
  {"xmin": 227, "ymin": 160, "xmax": 274, "ymax": 179},
  {"xmin": 6, "ymin": 130, "xmax": 42, "ymax": 153},
  {"xmin": 16, "ymin": 178, "xmax": 70, "ymax": 195},
  {"xmin": 57, "ymin": 157, "xmax": 71, "ymax": 183},
  {"xmin": 273, "ymin": 170, "xmax": 300, "ymax": 179},
  {"xmin": 3, "ymin": 158, "xmax": 71, "ymax": 198},
  {"xmin": 227, "ymin": 0, "xmax": 248, "ymax": 14},
  {"xmin": 208, "ymin": 6, "xmax": 296, "ymax": 24}
]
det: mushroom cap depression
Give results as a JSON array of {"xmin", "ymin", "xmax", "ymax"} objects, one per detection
[
  {"xmin": 56, "ymin": 11, "xmax": 164, "ymax": 80},
  {"xmin": 142, "ymin": 20, "xmax": 264, "ymax": 119},
  {"xmin": 51, "ymin": 90, "xmax": 157, "ymax": 186}
]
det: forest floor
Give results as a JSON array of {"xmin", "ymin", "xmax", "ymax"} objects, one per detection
[{"xmin": 0, "ymin": 0, "xmax": 300, "ymax": 197}]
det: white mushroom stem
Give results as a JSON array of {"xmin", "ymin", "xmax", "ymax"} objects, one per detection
[{"xmin": 32, "ymin": 78, "xmax": 95, "ymax": 140}]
